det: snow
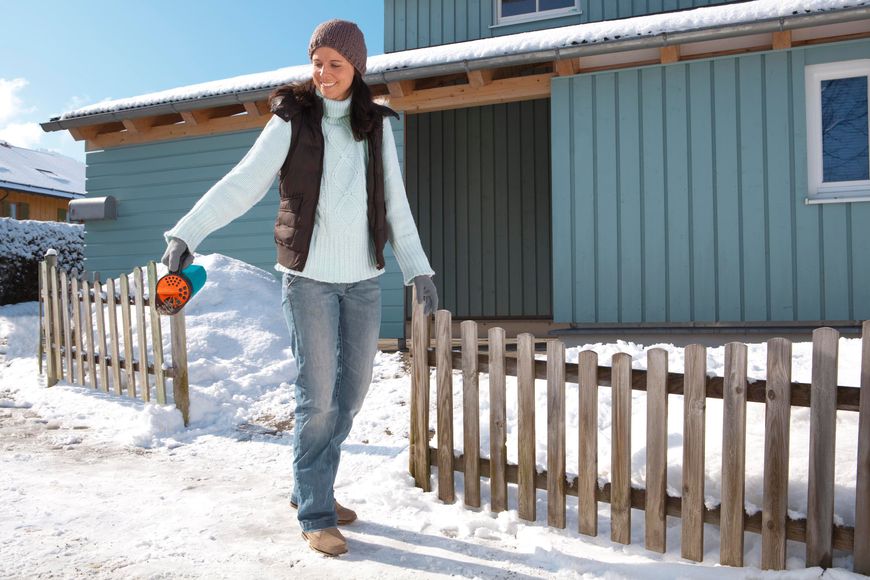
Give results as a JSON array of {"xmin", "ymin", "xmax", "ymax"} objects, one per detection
[
  {"xmin": 0, "ymin": 253, "xmax": 865, "ymax": 578},
  {"xmin": 53, "ymin": 0, "xmax": 867, "ymax": 122},
  {"xmin": 0, "ymin": 141, "xmax": 85, "ymax": 197}
]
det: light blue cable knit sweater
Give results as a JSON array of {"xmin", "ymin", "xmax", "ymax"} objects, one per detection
[{"xmin": 165, "ymin": 94, "xmax": 434, "ymax": 285}]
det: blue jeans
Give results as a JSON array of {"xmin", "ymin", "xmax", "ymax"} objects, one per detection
[{"xmin": 281, "ymin": 273, "xmax": 381, "ymax": 532}]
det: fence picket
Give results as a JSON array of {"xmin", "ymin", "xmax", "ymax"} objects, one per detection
[
  {"xmin": 60, "ymin": 270, "xmax": 72, "ymax": 382},
  {"xmin": 578, "ymin": 350, "xmax": 599, "ymax": 536},
  {"xmin": 645, "ymin": 348, "xmax": 668, "ymax": 553},
  {"xmin": 93, "ymin": 274, "xmax": 109, "ymax": 393},
  {"xmin": 133, "ymin": 267, "xmax": 149, "ymax": 402},
  {"xmin": 762, "ymin": 337, "xmax": 792, "ymax": 570},
  {"xmin": 806, "ymin": 327, "xmax": 839, "ymax": 569},
  {"xmin": 461, "ymin": 320, "xmax": 480, "ymax": 508},
  {"xmin": 435, "ymin": 310, "xmax": 454, "ymax": 503},
  {"xmin": 106, "ymin": 278, "xmax": 122, "ymax": 396},
  {"xmin": 49, "ymin": 265, "xmax": 63, "ymax": 378},
  {"xmin": 682, "ymin": 344, "xmax": 706, "ymax": 562},
  {"xmin": 489, "ymin": 326, "xmax": 508, "ymax": 513},
  {"xmin": 71, "ymin": 276, "xmax": 85, "ymax": 386},
  {"xmin": 612, "ymin": 352, "xmax": 632, "ymax": 544},
  {"xmin": 147, "ymin": 262, "xmax": 167, "ymax": 404},
  {"xmin": 410, "ymin": 287, "xmax": 430, "ymax": 491},
  {"xmin": 119, "ymin": 274, "xmax": 136, "ymax": 398},
  {"xmin": 547, "ymin": 340, "xmax": 566, "ymax": 529},
  {"xmin": 81, "ymin": 279, "xmax": 97, "ymax": 388},
  {"xmin": 517, "ymin": 332, "xmax": 536, "ymax": 522},
  {"xmin": 39, "ymin": 261, "xmax": 57, "ymax": 387},
  {"xmin": 856, "ymin": 321, "xmax": 870, "ymax": 576},
  {"xmin": 720, "ymin": 342, "xmax": 748, "ymax": 567},
  {"xmin": 170, "ymin": 311, "xmax": 190, "ymax": 426}
]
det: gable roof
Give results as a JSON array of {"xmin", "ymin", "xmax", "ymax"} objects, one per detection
[
  {"xmin": 41, "ymin": 0, "xmax": 869, "ymax": 131},
  {"xmin": 0, "ymin": 141, "xmax": 85, "ymax": 199}
]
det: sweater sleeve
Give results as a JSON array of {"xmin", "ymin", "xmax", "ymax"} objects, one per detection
[
  {"xmin": 381, "ymin": 116, "xmax": 435, "ymax": 286},
  {"xmin": 164, "ymin": 114, "xmax": 292, "ymax": 253}
]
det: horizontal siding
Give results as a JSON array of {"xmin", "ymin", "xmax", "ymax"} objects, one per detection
[
  {"xmin": 83, "ymin": 118, "xmax": 411, "ymax": 339},
  {"xmin": 406, "ymin": 99, "xmax": 551, "ymax": 318},
  {"xmin": 385, "ymin": 0, "xmax": 736, "ymax": 51},
  {"xmin": 551, "ymin": 38, "xmax": 870, "ymax": 325}
]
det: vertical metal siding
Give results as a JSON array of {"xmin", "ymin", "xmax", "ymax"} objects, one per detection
[
  {"xmin": 385, "ymin": 0, "xmax": 736, "ymax": 51},
  {"xmin": 551, "ymin": 39, "xmax": 870, "ymax": 324},
  {"xmin": 406, "ymin": 100, "xmax": 552, "ymax": 318},
  {"xmin": 83, "ymin": 119, "xmax": 409, "ymax": 339}
]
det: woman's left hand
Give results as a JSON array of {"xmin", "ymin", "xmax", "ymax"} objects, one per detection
[{"xmin": 413, "ymin": 276, "xmax": 438, "ymax": 316}]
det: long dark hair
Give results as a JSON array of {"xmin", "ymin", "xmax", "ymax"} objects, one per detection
[{"xmin": 269, "ymin": 72, "xmax": 386, "ymax": 142}]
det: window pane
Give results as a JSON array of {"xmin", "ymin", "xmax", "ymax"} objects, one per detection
[
  {"xmin": 822, "ymin": 75, "xmax": 869, "ymax": 183},
  {"xmin": 540, "ymin": 0, "xmax": 574, "ymax": 10},
  {"xmin": 502, "ymin": 0, "xmax": 535, "ymax": 17}
]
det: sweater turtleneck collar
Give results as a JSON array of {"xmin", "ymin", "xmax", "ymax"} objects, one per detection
[{"xmin": 318, "ymin": 91, "xmax": 352, "ymax": 119}]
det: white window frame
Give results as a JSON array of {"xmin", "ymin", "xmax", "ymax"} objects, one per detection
[
  {"xmin": 805, "ymin": 59, "xmax": 870, "ymax": 204},
  {"xmin": 494, "ymin": 0, "xmax": 580, "ymax": 26}
]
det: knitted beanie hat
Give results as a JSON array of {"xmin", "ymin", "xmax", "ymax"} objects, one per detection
[{"xmin": 308, "ymin": 19, "xmax": 368, "ymax": 75}]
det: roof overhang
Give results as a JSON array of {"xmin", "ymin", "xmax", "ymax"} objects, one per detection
[{"xmin": 0, "ymin": 182, "xmax": 85, "ymax": 199}]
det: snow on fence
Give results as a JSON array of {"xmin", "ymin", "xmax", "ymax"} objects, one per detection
[
  {"xmin": 37, "ymin": 253, "xmax": 190, "ymax": 425},
  {"xmin": 407, "ymin": 291, "xmax": 870, "ymax": 574}
]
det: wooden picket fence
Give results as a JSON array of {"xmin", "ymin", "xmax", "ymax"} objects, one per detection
[
  {"xmin": 38, "ymin": 253, "xmax": 190, "ymax": 425},
  {"xmin": 407, "ymin": 294, "xmax": 870, "ymax": 574}
]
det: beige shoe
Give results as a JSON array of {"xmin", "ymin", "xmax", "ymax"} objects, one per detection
[
  {"xmin": 302, "ymin": 527, "xmax": 347, "ymax": 556},
  {"xmin": 289, "ymin": 500, "xmax": 358, "ymax": 525}
]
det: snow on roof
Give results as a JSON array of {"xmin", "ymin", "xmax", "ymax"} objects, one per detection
[
  {"xmin": 0, "ymin": 141, "xmax": 85, "ymax": 198},
  {"xmin": 54, "ymin": 0, "xmax": 865, "ymax": 122}
]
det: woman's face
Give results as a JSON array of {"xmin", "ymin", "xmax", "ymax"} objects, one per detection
[{"xmin": 311, "ymin": 47, "xmax": 355, "ymax": 101}]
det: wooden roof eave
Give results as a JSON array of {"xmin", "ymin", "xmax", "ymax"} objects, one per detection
[{"xmin": 48, "ymin": 10, "xmax": 870, "ymax": 150}]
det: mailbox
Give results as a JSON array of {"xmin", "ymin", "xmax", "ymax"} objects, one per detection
[{"xmin": 68, "ymin": 196, "xmax": 117, "ymax": 222}]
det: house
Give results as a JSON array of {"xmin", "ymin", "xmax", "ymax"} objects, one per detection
[
  {"xmin": 40, "ymin": 0, "xmax": 870, "ymax": 340},
  {"xmin": 0, "ymin": 140, "xmax": 84, "ymax": 221}
]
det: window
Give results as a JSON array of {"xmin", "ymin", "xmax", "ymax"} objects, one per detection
[
  {"xmin": 496, "ymin": 0, "xmax": 578, "ymax": 25},
  {"xmin": 805, "ymin": 60, "xmax": 870, "ymax": 202},
  {"xmin": 57, "ymin": 208, "xmax": 68, "ymax": 222},
  {"xmin": 1, "ymin": 201, "xmax": 30, "ymax": 219}
]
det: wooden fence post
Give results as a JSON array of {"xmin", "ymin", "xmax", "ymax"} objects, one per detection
[
  {"xmin": 720, "ymin": 342, "xmax": 748, "ymax": 567},
  {"xmin": 645, "ymin": 348, "xmax": 668, "ymax": 553},
  {"xmin": 435, "ymin": 309, "xmax": 454, "ymax": 503},
  {"xmin": 461, "ymin": 320, "xmax": 480, "ymax": 508},
  {"xmin": 60, "ymin": 270, "xmax": 73, "ymax": 382},
  {"xmin": 806, "ymin": 328, "xmax": 838, "ymax": 569},
  {"xmin": 855, "ymin": 321, "xmax": 870, "ymax": 576},
  {"xmin": 106, "ymin": 277, "xmax": 123, "ymax": 396},
  {"xmin": 547, "ymin": 339, "xmax": 566, "ymax": 529},
  {"xmin": 40, "ymin": 255, "xmax": 58, "ymax": 387},
  {"xmin": 489, "ymin": 326, "xmax": 508, "ymax": 513},
  {"xmin": 517, "ymin": 332, "xmax": 536, "ymax": 522},
  {"xmin": 71, "ymin": 276, "xmax": 84, "ymax": 386},
  {"xmin": 119, "ymin": 274, "xmax": 135, "ymax": 398},
  {"xmin": 49, "ymin": 259, "xmax": 63, "ymax": 380},
  {"xmin": 147, "ymin": 262, "xmax": 168, "ymax": 404},
  {"xmin": 133, "ymin": 267, "xmax": 150, "ymax": 402},
  {"xmin": 93, "ymin": 274, "xmax": 109, "ymax": 393},
  {"xmin": 81, "ymin": 279, "xmax": 97, "ymax": 388},
  {"xmin": 682, "ymin": 344, "xmax": 706, "ymax": 562},
  {"xmin": 410, "ymin": 286, "xmax": 430, "ymax": 491},
  {"xmin": 611, "ymin": 352, "xmax": 632, "ymax": 544},
  {"xmin": 170, "ymin": 310, "xmax": 190, "ymax": 427},
  {"xmin": 578, "ymin": 350, "xmax": 599, "ymax": 536},
  {"xmin": 37, "ymin": 260, "xmax": 44, "ymax": 376},
  {"xmin": 762, "ymin": 337, "xmax": 792, "ymax": 570}
]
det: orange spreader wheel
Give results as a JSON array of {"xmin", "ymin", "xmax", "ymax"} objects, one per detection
[{"xmin": 155, "ymin": 273, "xmax": 192, "ymax": 315}]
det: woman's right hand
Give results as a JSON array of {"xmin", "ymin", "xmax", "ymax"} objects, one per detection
[{"xmin": 161, "ymin": 238, "xmax": 194, "ymax": 273}]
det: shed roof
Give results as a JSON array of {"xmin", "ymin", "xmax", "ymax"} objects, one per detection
[
  {"xmin": 41, "ymin": 0, "xmax": 869, "ymax": 131},
  {"xmin": 0, "ymin": 141, "xmax": 85, "ymax": 199}
]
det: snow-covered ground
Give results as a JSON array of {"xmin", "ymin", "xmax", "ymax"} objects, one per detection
[{"xmin": 0, "ymin": 254, "xmax": 864, "ymax": 579}]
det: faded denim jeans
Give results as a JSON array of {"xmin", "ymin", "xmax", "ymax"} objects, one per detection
[{"xmin": 281, "ymin": 273, "xmax": 381, "ymax": 532}]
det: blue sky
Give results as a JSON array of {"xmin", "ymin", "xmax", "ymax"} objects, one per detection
[{"xmin": 0, "ymin": 0, "xmax": 385, "ymax": 163}]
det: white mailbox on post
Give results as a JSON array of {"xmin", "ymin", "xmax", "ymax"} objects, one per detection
[{"xmin": 68, "ymin": 196, "xmax": 117, "ymax": 222}]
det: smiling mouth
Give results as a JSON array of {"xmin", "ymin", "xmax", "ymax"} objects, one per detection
[{"xmin": 320, "ymin": 81, "xmax": 337, "ymax": 88}]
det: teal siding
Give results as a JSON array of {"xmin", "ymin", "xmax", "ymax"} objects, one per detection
[
  {"xmin": 384, "ymin": 0, "xmax": 736, "ymax": 51},
  {"xmin": 551, "ymin": 38, "xmax": 870, "ymax": 325},
  {"xmin": 406, "ymin": 99, "xmax": 552, "ymax": 318},
  {"xmin": 83, "ymin": 116, "xmax": 410, "ymax": 339}
]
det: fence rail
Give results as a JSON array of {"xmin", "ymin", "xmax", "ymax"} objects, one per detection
[
  {"xmin": 408, "ymin": 290, "xmax": 870, "ymax": 574},
  {"xmin": 37, "ymin": 253, "xmax": 190, "ymax": 425}
]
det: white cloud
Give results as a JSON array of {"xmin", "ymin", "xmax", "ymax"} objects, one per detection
[
  {"xmin": 0, "ymin": 121, "xmax": 43, "ymax": 149},
  {"xmin": 0, "ymin": 78, "xmax": 34, "ymax": 124}
]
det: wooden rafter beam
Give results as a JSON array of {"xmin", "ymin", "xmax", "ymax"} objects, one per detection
[
  {"xmin": 467, "ymin": 69, "xmax": 494, "ymax": 87},
  {"xmin": 388, "ymin": 80, "xmax": 416, "ymax": 98},
  {"xmin": 660, "ymin": 45, "xmax": 681, "ymax": 64},
  {"xmin": 121, "ymin": 118, "xmax": 154, "ymax": 134},
  {"xmin": 772, "ymin": 30, "xmax": 792, "ymax": 50},
  {"xmin": 553, "ymin": 58, "xmax": 580, "ymax": 76},
  {"xmin": 243, "ymin": 101, "xmax": 261, "ymax": 117},
  {"xmin": 180, "ymin": 110, "xmax": 211, "ymax": 126},
  {"xmin": 388, "ymin": 73, "xmax": 553, "ymax": 114},
  {"xmin": 88, "ymin": 113, "xmax": 267, "ymax": 149}
]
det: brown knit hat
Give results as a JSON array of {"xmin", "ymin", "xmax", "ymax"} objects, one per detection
[{"xmin": 308, "ymin": 19, "xmax": 368, "ymax": 75}]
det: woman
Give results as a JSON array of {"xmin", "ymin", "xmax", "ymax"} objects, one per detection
[{"xmin": 161, "ymin": 19, "xmax": 438, "ymax": 557}]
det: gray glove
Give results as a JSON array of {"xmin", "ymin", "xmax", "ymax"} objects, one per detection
[
  {"xmin": 161, "ymin": 238, "xmax": 194, "ymax": 273},
  {"xmin": 413, "ymin": 275, "xmax": 438, "ymax": 316}
]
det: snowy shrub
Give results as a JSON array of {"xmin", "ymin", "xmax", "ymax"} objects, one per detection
[{"xmin": 0, "ymin": 218, "xmax": 84, "ymax": 305}]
